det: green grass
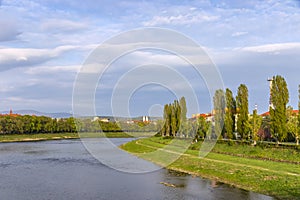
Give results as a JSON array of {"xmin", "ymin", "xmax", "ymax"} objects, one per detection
[
  {"xmin": 120, "ymin": 137, "xmax": 300, "ymax": 199},
  {"xmin": 0, "ymin": 132, "xmax": 156, "ymax": 143},
  {"xmin": 148, "ymin": 137, "xmax": 300, "ymax": 163}
]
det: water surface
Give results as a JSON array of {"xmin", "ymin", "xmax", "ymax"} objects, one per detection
[{"xmin": 0, "ymin": 139, "xmax": 273, "ymax": 200}]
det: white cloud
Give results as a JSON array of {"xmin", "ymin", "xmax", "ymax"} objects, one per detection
[
  {"xmin": 25, "ymin": 65, "xmax": 81, "ymax": 75},
  {"xmin": 238, "ymin": 42, "xmax": 300, "ymax": 53},
  {"xmin": 143, "ymin": 13, "xmax": 219, "ymax": 26},
  {"xmin": 231, "ymin": 31, "xmax": 248, "ymax": 37},
  {"xmin": 0, "ymin": 45, "xmax": 85, "ymax": 70}
]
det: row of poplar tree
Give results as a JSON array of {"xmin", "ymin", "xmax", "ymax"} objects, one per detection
[
  {"xmin": 161, "ymin": 75, "xmax": 300, "ymax": 144},
  {"xmin": 160, "ymin": 97, "xmax": 187, "ymax": 137},
  {"xmin": 214, "ymin": 75, "xmax": 300, "ymax": 144}
]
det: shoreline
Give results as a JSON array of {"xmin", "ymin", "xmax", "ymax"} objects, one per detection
[
  {"xmin": 120, "ymin": 137, "xmax": 300, "ymax": 200},
  {"xmin": 0, "ymin": 132, "xmax": 156, "ymax": 143}
]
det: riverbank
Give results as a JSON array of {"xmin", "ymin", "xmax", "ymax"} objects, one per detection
[
  {"xmin": 120, "ymin": 137, "xmax": 300, "ymax": 199},
  {"xmin": 0, "ymin": 132, "xmax": 156, "ymax": 143}
]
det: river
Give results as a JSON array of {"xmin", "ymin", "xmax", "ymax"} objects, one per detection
[{"xmin": 0, "ymin": 138, "xmax": 273, "ymax": 200}]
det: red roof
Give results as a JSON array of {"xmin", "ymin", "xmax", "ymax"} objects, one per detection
[
  {"xmin": 261, "ymin": 110, "xmax": 299, "ymax": 116},
  {"xmin": 192, "ymin": 113, "xmax": 213, "ymax": 118}
]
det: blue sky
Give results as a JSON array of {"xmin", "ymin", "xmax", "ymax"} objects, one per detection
[{"xmin": 0, "ymin": 0, "xmax": 300, "ymax": 117}]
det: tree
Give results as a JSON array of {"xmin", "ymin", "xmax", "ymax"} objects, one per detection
[
  {"xmin": 179, "ymin": 97, "xmax": 187, "ymax": 121},
  {"xmin": 162, "ymin": 104, "xmax": 170, "ymax": 136},
  {"xmin": 196, "ymin": 116, "xmax": 209, "ymax": 140},
  {"xmin": 269, "ymin": 75, "xmax": 289, "ymax": 142},
  {"xmin": 224, "ymin": 88, "xmax": 236, "ymax": 139},
  {"xmin": 171, "ymin": 100, "xmax": 180, "ymax": 136},
  {"xmin": 287, "ymin": 106, "xmax": 298, "ymax": 145},
  {"xmin": 251, "ymin": 108, "xmax": 262, "ymax": 145},
  {"xmin": 213, "ymin": 89, "xmax": 225, "ymax": 139},
  {"xmin": 178, "ymin": 97, "xmax": 187, "ymax": 137},
  {"xmin": 298, "ymin": 85, "xmax": 300, "ymax": 145},
  {"xmin": 161, "ymin": 97, "xmax": 187, "ymax": 137},
  {"xmin": 236, "ymin": 84, "xmax": 250, "ymax": 140}
]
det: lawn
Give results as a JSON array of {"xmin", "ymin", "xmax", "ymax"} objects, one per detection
[{"xmin": 120, "ymin": 137, "xmax": 300, "ymax": 199}]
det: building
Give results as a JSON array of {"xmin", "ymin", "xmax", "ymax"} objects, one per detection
[
  {"xmin": 0, "ymin": 109, "xmax": 21, "ymax": 117},
  {"xmin": 100, "ymin": 118, "xmax": 110, "ymax": 123},
  {"xmin": 191, "ymin": 113, "xmax": 214, "ymax": 122},
  {"xmin": 142, "ymin": 116, "xmax": 149, "ymax": 122},
  {"xmin": 260, "ymin": 110, "xmax": 299, "ymax": 117}
]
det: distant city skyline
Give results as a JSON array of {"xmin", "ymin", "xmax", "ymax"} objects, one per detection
[{"xmin": 0, "ymin": 0, "xmax": 300, "ymax": 117}]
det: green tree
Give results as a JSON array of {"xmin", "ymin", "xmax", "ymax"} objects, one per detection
[
  {"xmin": 224, "ymin": 88, "xmax": 236, "ymax": 139},
  {"xmin": 196, "ymin": 116, "xmax": 209, "ymax": 140},
  {"xmin": 269, "ymin": 75, "xmax": 289, "ymax": 142},
  {"xmin": 161, "ymin": 97, "xmax": 187, "ymax": 137},
  {"xmin": 213, "ymin": 89, "xmax": 225, "ymax": 139},
  {"xmin": 286, "ymin": 105, "xmax": 299, "ymax": 145},
  {"xmin": 251, "ymin": 108, "xmax": 262, "ymax": 145},
  {"xmin": 171, "ymin": 100, "xmax": 181, "ymax": 136},
  {"xmin": 298, "ymin": 85, "xmax": 300, "ymax": 145},
  {"xmin": 179, "ymin": 97, "xmax": 187, "ymax": 121},
  {"xmin": 162, "ymin": 104, "xmax": 172, "ymax": 136},
  {"xmin": 236, "ymin": 84, "xmax": 250, "ymax": 140}
]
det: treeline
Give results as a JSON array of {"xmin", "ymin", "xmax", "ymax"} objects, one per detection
[
  {"xmin": 0, "ymin": 115, "xmax": 159, "ymax": 134},
  {"xmin": 0, "ymin": 115, "xmax": 77, "ymax": 134},
  {"xmin": 160, "ymin": 75, "xmax": 300, "ymax": 145},
  {"xmin": 159, "ymin": 96, "xmax": 210, "ymax": 140}
]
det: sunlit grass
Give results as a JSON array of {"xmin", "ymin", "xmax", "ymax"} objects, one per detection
[{"xmin": 121, "ymin": 137, "xmax": 300, "ymax": 199}]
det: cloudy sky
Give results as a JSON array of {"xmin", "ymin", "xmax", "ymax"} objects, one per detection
[{"xmin": 0, "ymin": 0, "xmax": 300, "ymax": 117}]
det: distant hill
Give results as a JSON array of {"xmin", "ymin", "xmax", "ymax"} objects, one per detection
[{"xmin": 0, "ymin": 110, "xmax": 72, "ymax": 118}]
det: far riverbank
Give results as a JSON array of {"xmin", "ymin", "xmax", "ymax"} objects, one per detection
[{"xmin": 0, "ymin": 132, "xmax": 155, "ymax": 143}]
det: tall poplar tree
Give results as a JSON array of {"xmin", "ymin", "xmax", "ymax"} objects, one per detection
[
  {"xmin": 236, "ymin": 84, "xmax": 250, "ymax": 139},
  {"xmin": 213, "ymin": 89, "xmax": 225, "ymax": 139},
  {"xmin": 179, "ymin": 97, "xmax": 187, "ymax": 121},
  {"xmin": 179, "ymin": 97, "xmax": 187, "ymax": 136},
  {"xmin": 171, "ymin": 100, "xmax": 181, "ymax": 136},
  {"xmin": 162, "ymin": 104, "xmax": 171, "ymax": 136},
  {"xmin": 225, "ymin": 88, "xmax": 236, "ymax": 139},
  {"xmin": 269, "ymin": 75, "xmax": 289, "ymax": 142},
  {"xmin": 297, "ymin": 85, "xmax": 300, "ymax": 145},
  {"xmin": 162, "ymin": 97, "xmax": 186, "ymax": 137},
  {"xmin": 251, "ymin": 108, "xmax": 262, "ymax": 145}
]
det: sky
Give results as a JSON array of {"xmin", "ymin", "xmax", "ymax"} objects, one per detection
[{"xmin": 0, "ymin": 0, "xmax": 300, "ymax": 117}]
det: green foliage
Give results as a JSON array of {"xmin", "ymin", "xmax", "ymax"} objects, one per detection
[
  {"xmin": 213, "ymin": 89, "xmax": 225, "ymax": 139},
  {"xmin": 179, "ymin": 97, "xmax": 187, "ymax": 121},
  {"xmin": 250, "ymin": 109, "xmax": 262, "ymax": 143},
  {"xmin": 196, "ymin": 116, "xmax": 209, "ymax": 139},
  {"xmin": 236, "ymin": 84, "xmax": 250, "ymax": 139},
  {"xmin": 286, "ymin": 106, "xmax": 299, "ymax": 145},
  {"xmin": 162, "ymin": 97, "xmax": 187, "ymax": 137},
  {"xmin": 224, "ymin": 88, "xmax": 236, "ymax": 139},
  {"xmin": 270, "ymin": 75, "xmax": 289, "ymax": 142},
  {"xmin": 0, "ymin": 115, "xmax": 159, "ymax": 135},
  {"xmin": 298, "ymin": 85, "xmax": 300, "ymax": 145}
]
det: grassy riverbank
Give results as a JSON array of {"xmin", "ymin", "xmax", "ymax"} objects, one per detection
[
  {"xmin": 120, "ymin": 137, "xmax": 300, "ymax": 199},
  {"xmin": 0, "ymin": 132, "xmax": 156, "ymax": 143}
]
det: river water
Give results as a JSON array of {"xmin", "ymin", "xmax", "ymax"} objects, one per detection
[{"xmin": 0, "ymin": 138, "xmax": 274, "ymax": 200}]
